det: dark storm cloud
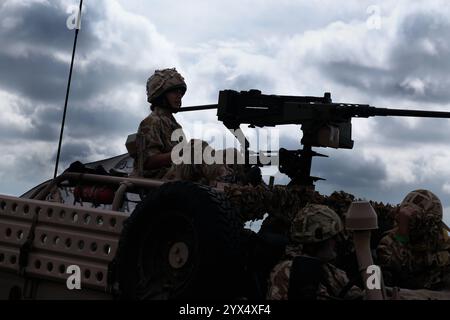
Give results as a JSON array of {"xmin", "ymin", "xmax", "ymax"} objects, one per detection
[
  {"xmin": 0, "ymin": 100, "xmax": 142, "ymax": 143},
  {"xmin": 1, "ymin": 2, "xmax": 72, "ymax": 52},
  {"xmin": 0, "ymin": 0, "xmax": 148, "ymax": 145},
  {"xmin": 322, "ymin": 11, "xmax": 450, "ymax": 104},
  {"xmin": 273, "ymin": 134, "xmax": 393, "ymax": 199},
  {"xmin": 0, "ymin": 51, "xmax": 69, "ymax": 103},
  {"xmin": 0, "ymin": 1, "xmax": 99, "ymax": 52},
  {"xmin": 0, "ymin": 1, "xmax": 147, "ymax": 104},
  {"xmin": 276, "ymin": 130, "xmax": 386, "ymax": 191},
  {"xmin": 313, "ymin": 148, "xmax": 387, "ymax": 191},
  {"xmin": 0, "ymin": 50, "xmax": 147, "ymax": 104},
  {"xmin": 63, "ymin": 103, "xmax": 142, "ymax": 139},
  {"xmin": 5, "ymin": 92, "xmax": 141, "ymax": 148},
  {"xmin": 367, "ymin": 117, "xmax": 450, "ymax": 147},
  {"xmin": 0, "ymin": 141, "xmax": 96, "ymax": 196},
  {"xmin": 0, "ymin": 1, "xmax": 76, "ymax": 102},
  {"xmin": 197, "ymin": 67, "xmax": 276, "ymax": 101},
  {"xmin": 69, "ymin": 63, "xmax": 148, "ymax": 104},
  {"xmin": 0, "ymin": 1, "xmax": 100, "ymax": 102},
  {"xmin": 274, "ymin": 134, "xmax": 387, "ymax": 190},
  {"xmin": 275, "ymin": 134, "xmax": 450, "ymax": 208},
  {"xmin": 58, "ymin": 140, "xmax": 92, "ymax": 165},
  {"xmin": 323, "ymin": 62, "xmax": 393, "ymax": 97},
  {"xmin": 225, "ymin": 73, "xmax": 274, "ymax": 92},
  {"xmin": 393, "ymin": 13, "xmax": 450, "ymax": 74},
  {"xmin": 4, "ymin": 146, "xmax": 52, "ymax": 184}
]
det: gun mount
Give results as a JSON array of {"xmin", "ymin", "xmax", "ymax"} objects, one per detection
[{"xmin": 180, "ymin": 89, "xmax": 450, "ymax": 188}]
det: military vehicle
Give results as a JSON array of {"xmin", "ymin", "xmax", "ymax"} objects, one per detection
[{"xmin": 1, "ymin": 89, "xmax": 450, "ymax": 300}]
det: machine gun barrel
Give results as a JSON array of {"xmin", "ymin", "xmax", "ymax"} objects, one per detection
[
  {"xmin": 356, "ymin": 106, "xmax": 450, "ymax": 119},
  {"xmin": 178, "ymin": 89, "xmax": 450, "ymax": 188}
]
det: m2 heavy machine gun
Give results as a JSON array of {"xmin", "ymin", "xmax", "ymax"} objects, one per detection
[{"xmin": 181, "ymin": 89, "xmax": 450, "ymax": 188}]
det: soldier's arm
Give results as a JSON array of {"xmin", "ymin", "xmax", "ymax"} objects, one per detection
[
  {"xmin": 266, "ymin": 260, "xmax": 292, "ymax": 300},
  {"xmin": 376, "ymin": 235, "xmax": 397, "ymax": 267},
  {"xmin": 322, "ymin": 264, "xmax": 364, "ymax": 300},
  {"xmin": 380, "ymin": 206, "xmax": 420, "ymax": 270},
  {"xmin": 376, "ymin": 233, "xmax": 410, "ymax": 286},
  {"xmin": 138, "ymin": 118, "xmax": 173, "ymax": 170}
]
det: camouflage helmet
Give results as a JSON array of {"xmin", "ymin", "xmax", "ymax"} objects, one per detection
[
  {"xmin": 400, "ymin": 189, "xmax": 443, "ymax": 227},
  {"xmin": 290, "ymin": 204, "xmax": 343, "ymax": 244},
  {"xmin": 146, "ymin": 68, "xmax": 187, "ymax": 104}
]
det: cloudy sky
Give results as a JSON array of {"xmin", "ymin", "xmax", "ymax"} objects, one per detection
[{"xmin": 1, "ymin": 0, "xmax": 450, "ymax": 224}]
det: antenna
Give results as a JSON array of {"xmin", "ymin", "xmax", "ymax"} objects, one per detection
[{"xmin": 53, "ymin": 0, "xmax": 84, "ymax": 179}]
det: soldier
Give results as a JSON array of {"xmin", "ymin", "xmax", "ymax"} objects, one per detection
[
  {"xmin": 132, "ymin": 68, "xmax": 188, "ymax": 179},
  {"xmin": 266, "ymin": 204, "xmax": 363, "ymax": 300},
  {"xmin": 130, "ymin": 68, "xmax": 227, "ymax": 184},
  {"xmin": 376, "ymin": 189, "xmax": 450, "ymax": 290}
]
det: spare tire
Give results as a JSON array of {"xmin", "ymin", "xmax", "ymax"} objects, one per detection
[{"xmin": 115, "ymin": 181, "xmax": 243, "ymax": 300}]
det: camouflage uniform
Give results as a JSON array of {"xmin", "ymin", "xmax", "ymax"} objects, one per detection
[
  {"xmin": 266, "ymin": 204, "xmax": 364, "ymax": 300},
  {"xmin": 133, "ymin": 113, "xmax": 232, "ymax": 185},
  {"xmin": 132, "ymin": 107, "xmax": 185, "ymax": 178},
  {"xmin": 376, "ymin": 190, "xmax": 450, "ymax": 290}
]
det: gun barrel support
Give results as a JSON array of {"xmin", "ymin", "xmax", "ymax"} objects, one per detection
[{"xmin": 178, "ymin": 90, "xmax": 450, "ymax": 188}]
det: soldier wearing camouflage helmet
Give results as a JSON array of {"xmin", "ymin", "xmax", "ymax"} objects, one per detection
[
  {"xmin": 146, "ymin": 68, "xmax": 187, "ymax": 111},
  {"xmin": 132, "ymin": 68, "xmax": 188, "ymax": 178},
  {"xmin": 376, "ymin": 189, "xmax": 450, "ymax": 290},
  {"xmin": 267, "ymin": 204, "xmax": 363, "ymax": 300},
  {"xmin": 131, "ymin": 68, "xmax": 236, "ymax": 185}
]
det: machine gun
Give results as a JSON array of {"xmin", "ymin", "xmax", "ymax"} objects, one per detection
[{"xmin": 180, "ymin": 89, "xmax": 450, "ymax": 188}]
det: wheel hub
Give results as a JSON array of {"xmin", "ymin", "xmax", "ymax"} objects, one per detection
[{"xmin": 168, "ymin": 242, "xmax": 189, "ymax": 269}]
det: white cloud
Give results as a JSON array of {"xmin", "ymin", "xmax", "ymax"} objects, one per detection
[
  {"xmin": 400, "ymin": 77, "xmax": 427, "ymax": 96},
  {"xmin": 84, "ymin": 0, "xmax": 178, "ymax": 70},
  {"xmin": 442, "ymin": 183, "xmax": 450, "ymax": 195},
  {"xmin": 0, "ymin": 90, "xmax": 33, "ymax": 132}
]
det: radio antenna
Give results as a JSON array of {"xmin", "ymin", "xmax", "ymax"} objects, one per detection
[{"xmin": 54, "ymin": 0, "xmax": 84, "ymax": 178}]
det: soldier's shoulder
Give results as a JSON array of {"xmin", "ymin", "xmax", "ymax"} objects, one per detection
[
  {"xmin": 269, "ymin": 260, "xmax": 292, "ymax": 289},
  {"xmin": 323, "ymin": 263, "xmax": 352, "ymax": 288},
  {"xmin": 267, "ymin": 259, "xmax": 292, "ymax": 300},
  {"xmin": 138, "ymin": 113, "xmax": 164, "ymax": 132},
  {"xmin": 271, "ymin": 259, "xmax": 293, "ymax": 277},
  {"xmin": 140, "ymin": 113, "xmax": 163, "ymax": 126}
]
